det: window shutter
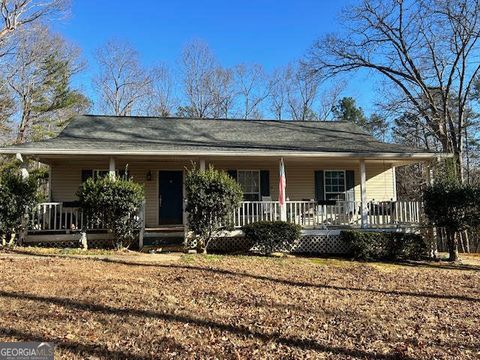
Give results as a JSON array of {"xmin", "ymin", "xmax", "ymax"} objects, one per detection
[
  {"xmin": 81, "ymin": 170, "xmax": 93, "ymax": 182},
  {"xmin": 227, "ymin": 170, "xmax": 237, "ymax": 180},
  {"xmin": 260, "ymin": 170, "xmax": 270, "ymax": 197},
  {"xmin": 314, "ymin": 170, "xmax": 324, "ymax": 201},
  {"xmin": 345, "ymin": 170, "xmax": 355, "ymax": 201}
]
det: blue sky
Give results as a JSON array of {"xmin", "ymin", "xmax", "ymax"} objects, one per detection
[{"xmin": 52, "ymin": 0, "xmax": 376, "ymax": 115}]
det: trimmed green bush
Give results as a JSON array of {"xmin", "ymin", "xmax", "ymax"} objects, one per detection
[
  {"xmin": 243, "ymin": 221, "xmax": 302, "ymax": 255},
  {"xmin": 77, "ymin": 176, "xmax": 145, "ymax": 249},
  {"xmin": 185, "ymin": 165, "xmax": 243, "ymax": 253},
  {"xmin": 0, "ymin": 166, "xmax": 42, "ymax": 245},
  {"xmin": 341, "ymin": 230, "xmax": 429, "ymax": 261}
]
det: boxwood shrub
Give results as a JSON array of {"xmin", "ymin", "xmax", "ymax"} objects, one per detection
[
  {"xmin": 243, "ymin": 221, "xmax": 301, "ymax": 255},
  {"xmin": 341, "ymin": 230, "xmax": 429, "ymax": 261},
  {"xmin": 77, "ymin": 176, "xmax": 145, "ymax": 249}
]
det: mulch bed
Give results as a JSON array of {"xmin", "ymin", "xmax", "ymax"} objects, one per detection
[{"xmin": 0, "ymin": 253, "xmax": 479, "ymax": 359}]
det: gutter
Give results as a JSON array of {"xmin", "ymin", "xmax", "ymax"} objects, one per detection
[{"xmin": 0, "ymin": 148, "xmax": 452, "ymax": 160}]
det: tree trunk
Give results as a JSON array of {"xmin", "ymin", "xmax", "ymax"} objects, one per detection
[{"xmin": 447, "ymin": 230, "xmax": 459, "ymax": 262}]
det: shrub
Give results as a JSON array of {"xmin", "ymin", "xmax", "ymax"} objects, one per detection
[
  {"xmin": 385, "ymin": 232, "xmax": 429, "ymax": 260},
  {"xmin": 243, "ymin": 221, "xmax": 302, "ymax": 255},
  {"xmin": 77, "ymin": 176, "xmax": 145, "ymax": 249},
  {"xmin": 342, "ymin": 230, "xmax": 429, "ymax": 261},
  {"xmin": 185, "ymin": 165, "xmax": 243, "ymax": 253},
  {"xmin": 342, "ymin": 230, "xmax": 387, "ymax": 260},
  {"xmin": 424, "ymin": 181, "xmax": 480, "ymax": 261},
  {"xmin": 0, "ymin": 166, "xmax": 42, "ymax": 245}
]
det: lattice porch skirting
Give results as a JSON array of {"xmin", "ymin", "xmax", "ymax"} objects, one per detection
[{"xmin": 207, "ymin": 230, "xmax": 348, "ymax": 254}]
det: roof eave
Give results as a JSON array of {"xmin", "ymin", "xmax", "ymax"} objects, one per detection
[{"xmin": 0, "ymin": 148, "xmax": 451, "ymax": 160}]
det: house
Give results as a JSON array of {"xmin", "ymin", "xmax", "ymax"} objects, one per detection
[{"xmin": 0, "ymin": 115, "xmax": 446, "ymax": 252}]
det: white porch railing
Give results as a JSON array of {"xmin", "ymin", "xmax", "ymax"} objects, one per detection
[
  {"xmin": 28, "ymin": 199, "xmax": 424, "ymax": 233},
  {"xmin": 231, "ymin": 200, "xmax": 424, "ymax": 229},
  {"xmin": 28, "ymin": 202, "xmax": 105, "ymax": 232}
]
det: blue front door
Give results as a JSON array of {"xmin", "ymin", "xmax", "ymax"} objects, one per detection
[{"xmin": 158, "ymin": 171, "xmax": 183, "ymax": 225}]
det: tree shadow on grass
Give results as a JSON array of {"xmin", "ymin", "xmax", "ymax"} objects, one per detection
[
  {"xmin": 5, "ymin": 251, "xmax": 479, "ymax": 303},
  {"xmin": 98, "ymin": 259, "xmax": 480, "ymax": 303},
  {"xmin": 0, "ymin": 290, "xmax": 412, "ymax": 360},
  {"xmin": 393, "ymin": 260, "xmax": 480, "ymax": 272}
]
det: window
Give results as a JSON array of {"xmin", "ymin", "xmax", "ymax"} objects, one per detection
[
  {"xmin": 324, "ymin": 170, "xmax": 346, "ymax": 201},
  {"xmin": 237, "ymin": 170, "xmax": 260, "ymax": 201}
]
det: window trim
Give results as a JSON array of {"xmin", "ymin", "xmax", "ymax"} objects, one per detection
[
  {"xmin": 323, "ymin": 170, "xmax": 346, "ymax": 201},
  {"xmin": 237, "ymin": 169, "xmax": 261, "ymax": 201}
]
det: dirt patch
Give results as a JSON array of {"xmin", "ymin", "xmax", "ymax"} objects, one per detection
[{"xmin": 0, "ymin": 253, "xmax": 478, "ymax": 359}]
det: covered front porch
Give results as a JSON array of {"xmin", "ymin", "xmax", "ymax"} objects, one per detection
[{"xmin": 22, "ymin": 154, "xmax": 430, "ymax": 246}]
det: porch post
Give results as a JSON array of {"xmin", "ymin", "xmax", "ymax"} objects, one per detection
[
  {"xmin": 199, "ymin": 159, "xmax": 206, "ymax": 171},
  {"xmin": 279, "ymin": 158, "xmax": 287, "ymax": 221},
  {"xmin": 426, "ymin": 161, "xmax": 434, "ymax": 185},
  {"xmin": 109, "ymin": 157, "xmax": 116, "ymax": 179},
  {"xmin": 425, "ymin": 160, "xmax": 437, "ymax": 259},
  {"xmin": 16, "ymin": 153, "xmax": 29, "ymax": 245},
  {"xmin": 392, "ymin": 166, "xmax": 397, "ymax": 201},
  {"xmin": 16, "ymin": 153, "xmax": 29, "ymax": 179},
  {"xmin": 360, "ymin": 159, "xmax": 368, "ymax": 228}
]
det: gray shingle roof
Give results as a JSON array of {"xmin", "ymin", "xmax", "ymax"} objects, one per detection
[{"xmin": 0, "ymin": 115, "xmax": 437, "ymax": 156}]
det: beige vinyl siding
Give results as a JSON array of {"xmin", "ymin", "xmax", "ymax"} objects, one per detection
[
  {"xmin": 51, "ymin": 159, "xmax": 190, "ymax": 227},
  {"xmin": 49, "ymin": 157, "xmax": 396, "ymax": 228}
]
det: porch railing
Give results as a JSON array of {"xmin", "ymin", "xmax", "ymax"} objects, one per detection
[
  {"xmin": 28, "ymin": 202, "xmax": 105, "ymax": 232},
  {"xmin": 28, "ymin": 199, "xmax": 424, "ymax": 233},
  {"xmin": 231, "ymin": 200, "xmax": 423, "ymax": 229}
]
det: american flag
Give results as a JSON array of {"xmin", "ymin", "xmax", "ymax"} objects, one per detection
[{"xmin": 279, "ymin": 158, "xmax": 286, "ymax": 206}]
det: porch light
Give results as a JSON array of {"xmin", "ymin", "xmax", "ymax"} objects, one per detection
[{"xmin": 146, "ymin": 170, "xmax": 152, "ymax": 181}]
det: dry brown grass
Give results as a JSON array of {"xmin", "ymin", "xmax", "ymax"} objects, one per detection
[{"xmin": 0, "ymin": 251, "xmax": 479, "ymax": 359}]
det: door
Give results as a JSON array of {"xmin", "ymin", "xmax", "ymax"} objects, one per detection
[{"xmin": 158, "ymin": 171, "xmax": 183, "ymax": 225}]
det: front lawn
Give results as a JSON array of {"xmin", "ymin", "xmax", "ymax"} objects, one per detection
[{"xmin": 0, "ymin": 252, "xmax": 479, "ymax": 359}]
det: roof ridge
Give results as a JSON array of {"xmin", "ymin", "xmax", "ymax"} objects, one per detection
[{"xmin": 79, "ymin": 114, "xmax": 351, "ymax": 124}]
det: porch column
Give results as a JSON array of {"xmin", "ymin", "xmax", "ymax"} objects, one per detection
[
  {"xmin": 199, "ymin": 159, "xmax": 206, "ymax": 171},
  {"xmin": 16, "ymin": 153, "xmax": 29, "ymax": 245},
  {"xmin": 279, "ymin": 158, "xmax": 287, "ymax": 221},
  {"xmin": 360, "ymin": 159, "xmax": 368, "ymax": 228},
  {"xmin": 392, "ymin": 166, "xmax": 397, "ymax": 201},
  {"xmin": 109, "ymin": 157, "xmax": 116, "ymax": 179},
  {"xmin": 16, "ymin": 153, "xmax": 29, "ymax": 179},
  {"xmin": 425, "ymin": 160, "xmax": 434, "ymax": 185}
]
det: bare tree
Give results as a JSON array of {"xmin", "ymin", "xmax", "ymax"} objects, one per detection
[
  {"xmin": 285, "ymin": 63, "xmax": 319, "ymax": 121},
  {"xmin": 0, "ymin": 0, "xmax": 68, "ymax": 55},
  {"xmin": 179, "ymin": 40, "xmax": 237, "ymax": 118},
  {"xmin": 4, "ymin": 25, "xmax": 88, "ymax": 143},
  {"xmin": 93, "ymin": 40, "xmax": 152, "ymax": 116},
  {"xmin": 209, "ymin": 66, "xmax": 235, "ymax": 118},
  {"xmin": 307, "ymin": 0, "xmax": 480, "ymax": 180},
  {"xmin": 268, "ymin": 67, "xmax": 289, "ymax": 120},
  {"xmin": 148, "ymin": 63, "xmax": 176, "ymax": 117},
  {"xmin": 234, "ymin": 63, "xmax": 269, "ymax": 119},
  {"xmin": 0, "ymin": 78, "xmax": 14, "ymax": 135},
  {"xmin": 317, "ymin": 81, "xmax": 345, "ymax": 120}
]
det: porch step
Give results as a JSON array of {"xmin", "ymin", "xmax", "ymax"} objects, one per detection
[
  {"xmin": 143, "ymin": 225, "xmax": 185, "ymax": 247},
  {"xmin": 144, "ymin": 231, "xmax": 184, "ymax": 239}
]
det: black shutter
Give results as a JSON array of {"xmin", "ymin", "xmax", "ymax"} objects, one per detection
[
  {"xmin": 314, "ymin": 170, "xmax": 324, "ymax": 201},
  {"xmin": 227, "ymin": 170, "xmax": 237, "ymax": 180},
  {"xmin": 260, "ymin": 170, "xmax": 270, "ymax": 197},
  {"xmin": 81, "ymin": 170, "xmax": 93, "ymax": 182},
  {"xmin": 345, "ymin": 170, "xmax": 355, "ymax": 201}
]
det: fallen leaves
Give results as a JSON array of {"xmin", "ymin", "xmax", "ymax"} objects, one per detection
[{"xmin": 0, "ymin": 253, "xmax": 478, "ymax": 359}]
